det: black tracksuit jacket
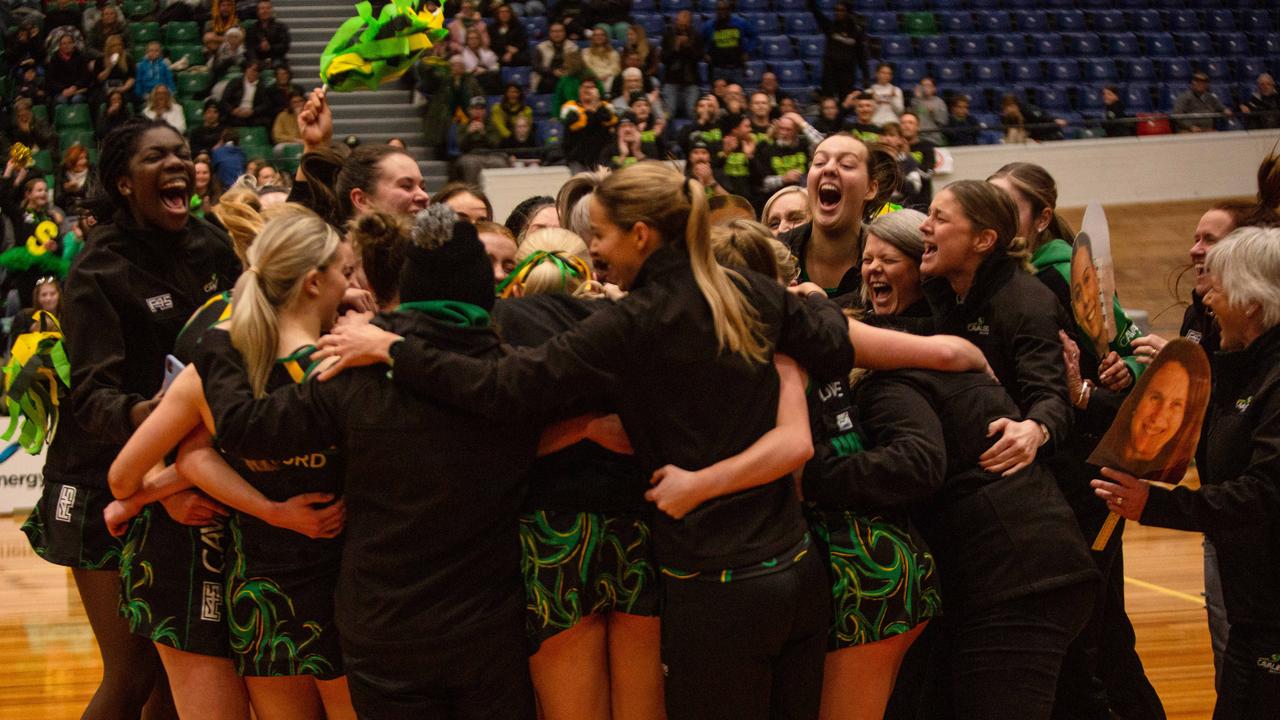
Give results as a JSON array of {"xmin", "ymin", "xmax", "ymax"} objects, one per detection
[
  {"xmin": 1141, "ymin": 325, "xmax": 1280, "ymax": 629},
  {"xmin": 42, "ymin": 213, "xmax": 240, "ymax": 490},
  {"xmin": 390, "ymin": 244, "xmax": 855, "ymax": 574}
]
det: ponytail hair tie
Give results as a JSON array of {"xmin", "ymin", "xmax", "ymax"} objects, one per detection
[
  {"xmin": 495, "ymin": 250, "xmax": 591, "ymax": 298},
  {"xmin": 245, "ymin": 265, "xmax": 261, "ymax": 277}
]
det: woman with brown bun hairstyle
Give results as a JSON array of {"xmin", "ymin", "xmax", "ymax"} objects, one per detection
[{"xmin": 305, "ymin": 162, "xmax": 991, "ymax": 718}]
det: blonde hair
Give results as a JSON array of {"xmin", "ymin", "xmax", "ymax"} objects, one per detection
[
  {"xmin": 504, "ymin": 228, "xmax": 595, "ymax": 297},
  {"xmin": 556, "ymin": 169, "xmax": 609, "ymax": 240},
  {"xmin": 210, "ymin": 185, "xmax": 263, "ymax": 263},
  {"xmin": 230, "ymin": 208, "xmax": 342, "ymax": 397},
  {"xmin": 770, "ymin": 239, "xmax": 799, "ymax": 285},
  {"xmin": 711, "ymin": 219, "xmax": 781, "ymax": 283},
  {"xmin": 761, "ymin": 186, "xmax": 808, "ymax": 230},
  {"xmin": 595, "ymin": 163, "xmax": 767, "ymax": 362}
]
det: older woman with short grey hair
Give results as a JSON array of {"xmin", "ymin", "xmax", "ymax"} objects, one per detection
[{"xmin": 1093, "ymin": 225, "xmax": 1280, "ymax": 720}]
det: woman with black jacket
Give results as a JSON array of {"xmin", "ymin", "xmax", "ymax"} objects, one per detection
[
  {"xmin": 307, "ymin": 162, "xmax": 989, "ymax": 719},
  {"xmin": 1095, "ymin": 227, "xmax": 1280, "ymax": 720},
  {"xmin": 20, "ymin": 118, "xmax": 241, "ymax": 718}
]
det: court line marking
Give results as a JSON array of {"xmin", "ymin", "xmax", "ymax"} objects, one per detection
[{"xmin": 1125, "ymin": 576, "xmax": 1204, "ymax": 606}]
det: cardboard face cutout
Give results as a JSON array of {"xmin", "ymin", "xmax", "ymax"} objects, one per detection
[
  {"xmin": 1087, "ymin": 338, "xmax": 1211, "ymax": 549},
  {"xmin": 1071, "ymin": 203, "xmax": 1117, "ymax": 357}
]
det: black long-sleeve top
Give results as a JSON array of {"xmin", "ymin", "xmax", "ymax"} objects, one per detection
[
  {"xmin": 45, "ymin": 50, "xmax": 94, "ymax": 97},
  {"xmin": 922, "ymin": 254, "xmax": 1072, "ymax": 455},
  {"xmin": 42, "ymin": 212, "xmax": 240, "ymax": 490},
  {"xmin": 197, "ymin": 312, "xmax": 540, "ymax": 647},
  {"xmin": 1141, "ymin": 325, "xmax": 1280, "ymax": 628},
  {"xmin": 660, "ymin": 25, "xmax": 704, "ymax": 86},
  {"xmin": 1180, "ymin": 290, "xmax": 1220, "ymax": 355},
  {"xmin": 388, "ymin": 244, "xmax": 856, "ymax": 573}
]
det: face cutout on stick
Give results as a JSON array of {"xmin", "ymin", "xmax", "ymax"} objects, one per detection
[{"xmin": 1071, "ymin": 202, "xmax": 1118, "ymax": 356}]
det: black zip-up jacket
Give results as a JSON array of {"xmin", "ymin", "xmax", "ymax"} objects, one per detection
[
  {"xmin": 660, "ymin": 25, "xmax": 704, "ymax": 86},
  {"xmin": 197, "ymin": 312, "xmax": 540, "ymax": 647},
  {"xmin": 779, "ymin": 222, "xmax": 865, "ymax": 307},
  {"xmin": 1141, "ymin": 325, "xmax": 1280, "ymax": 628},
  {"xmin": 42, "ymin": 212, "xmax": 240, "ymax": 490},
  {"xmin": 923, "ymin": 254, "xmax": 1072, "ymax": 455},
  {"xmin": 492, "ymin": 294, "xmax": 649, "ymax": 513},
  {"xmin": 846, "ymin": 369, "xmax": 1097, "ymax": 614},
  {"xmin": 1180, "ymin": 290, "xmax": 1220, "ymax": 355},
  {"xmin": 390, "ymin": 244, "xmax": 855, "ymax": 573}
]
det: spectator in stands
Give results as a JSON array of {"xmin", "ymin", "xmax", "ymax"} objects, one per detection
[
  {"xmin": 489, "ymin": 4, "xmax": 530, "ymax": 68},
  {"xmin": 1000, "ymin": 94, "xmax": 1028, "ymax": 144},
  {"xmin": 778, "ymin": 96, "xmax": 800, "ymax": 116},
  {"xmin": 221, "ymin": 59, "xmax": 274, "ymax": 128},
  {"xmin": 6, "ymin": 22, "xmax": 45, "ymax": 68},
  {"xmin": 583, "ymin": 0, "xmax": 632, "ymax": 42},
  {"xmin": 879, "ymin": 121, "xmax": 927, "ymax": 210},
  {"xmin": 808, "ymin": 0, "xmax": 869, "ymax": 98},
  {"xmin": 460, "ymin": 28, "xmax": 501, "ymax": 93},
  {"xmin": 213, "ymin": 27, "xmax": 247, "ymax": 81},
  {"xmin": 448, "ymin": 0, "xmax": 490, "ymax": 54},
  {"xmin": 844, "ymin": 97, "xmax": 881, "ymax": 142},
  {"xmin": 560, "ymin": 80, "xmax": 617, "ymax": 172},
  {"xmin": 660, "ymin": 10, "xmax": 704, "ymax": 120},
  {"xmin": 507, "ymin": 0, "xmax": 545, "ymax": 19},
  {"xmin": 703, "ymin": 0, "xmax": 755, "ymax": 86},
  {"xmin": 626, "ymin": 23, "xmax": 658, "ymax": 77},
  {"xmin": 97, "ymin": 88, "xmax": 134, "ymax": 138},
  {"xmin": 44, "ymin": 0, "xmax": 84, "ymax": 35},
  {"xmin": 602, "ymin": 111, "xmax": 647, "ymax": 169},
  {"xmin": 246, "ymin": 0, "xmax": 290, "ymax": 63},
  {"xmin": 1240, "ymin": 74, "xmax": 1280, "ymax": 130},
  {"xmin": 685, "ymin": 139, "xmax": 727, "ymax": 198},
  {"xmin": 583, "ymin": 26, "xmax": 622, "ymax": 91},
  {"xmin": 86, "ymin": 4, "xmax": 128, "ymax": 58},
  {"xmin": 813, "ymin": 96, "xmax": 844, "ymax": 136},
  {"xmin": 552, "ymin": 52, "xmax": 599, "ymax": 115},
  {"xmin": 630, "ymin": 94, "xmax": 666, "ymax": 157},
  {"xmin": 143, "ymin": 83, "xmax": 187, "ymax": 132},
  {"xmin": 271, "ymin": 91, "xmax": 303, "ymax": 144},
  {"xmin": 909, "ymin": 77, "xmax": 948, "ymax": 145},
  {"xmin": 715, "ymin": 112, "xmax": 761, "ymax": 204},
  {"xmin": 722, "ymin": 83, "xmax": 747, "ymax": 116},
  {"xmin": 1173, "ymin": 72, "xmax": 1230, "ymax": 133},
  {"xmin": 1101, "ymin": 84, "xmax": 1134, "ymax": 137},
  {"xmin": 211, "ymin": 127, "xmax": 247, "ymax": 186},
  {"xmin": 254, "ymin": 163, "xmax": 281, "ymax": 188},
  {"xmin": 57, "ymin": 144, "xmax": 94, "ymax": 209},
  {"xmin": 194, "ymin": 158, "xmax": 222, "ymax": 209},
  {"xmin": 748, "ymin": 91, "xmax": 776, "ymax": 143},
  {"xmin": 490, "ymin": 83, "xmax": 533, "ymax": 142},
  {"xmin": 681, "ymin": 93, "xmax": 722, "ymax": 154},
  {"xmin": 757, "ymin": 72, "xmax": 789, "ymax": 110},
  {"xmin": 134, "ymin": 40, "xmax": 175, "ymax": 101},
  {"xmin": 756, "ymin": 113, "xmax": 813, "ymax": 197},
  {"xmin": 190, "ymin": 99, "xmax": 226, "ymax": 155},
  {"xmin": 499, "ymin": 116, "xmax": 543, "ymax": 165},
  {"xmin": 93, "ymin": 35, "xmax": 135, "ymax": 105},
  {"xmin": 899, "ymin": 111, "xmax": 935, "ymax": 205},
  {"xmin": 550, "ymin": 0, "xmax": 587, "ymax": 40},
  {"xmin": 13, "ymin": 59, "xmax": 49, "ymax": 106},
  {"xmin": 424, "ymin": 55, "xmax": 485, "ymax": 151},
  {"xmin": 944, "ymin": 94, "xmax": 979, "ymax": 146},
  {"xmin": 210, "ymin": 0, "xmax": 240, "ymax": 37},
  {"xmin": 534, "ymin": 22, "xmax": 580, "ymax": 94},
  {"xmin": 47, "ymin": 33, "xmax": 94, "ymax": 105},
  {"xmin": 1002, "ymin": 92, "xmax": 1065, "ymax": 142},
  {"xmin": 436, "ymin": 182, "xmax": 494, "ymax": 221},
  {"xmin": 456, "ymin": 97, "xmax": 510, "ymax": 184},
  {"xmin": 612, "ymin": 68, "xmax": 662, "ymax": 118},
  {"xmin": 609, "ymin": 50, "xmax": 658, "ymax": 101},
  {"xmin": 867, "ymin": 63, "xmax": 904, "ymax": 126},
  {"xmin": 268, "ymin": 63, "xmax": 303, "ymax": 114}
]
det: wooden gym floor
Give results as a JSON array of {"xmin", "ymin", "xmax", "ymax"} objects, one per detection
[{"xmin": 0, "ymin": 199, "xmax": 1224, "ymax": 718}]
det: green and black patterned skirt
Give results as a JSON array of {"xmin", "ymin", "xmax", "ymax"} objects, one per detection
[
  {"xmin": 22, "ymin": 481, "xmax": 124, "ymax": 571},
  {"xmin": 519, "ymin": 509, "xmax": 659, "ymax": 653},
  {"xmin": 807, "ymin": 509, "xmax": 941, "ymax": 650}
]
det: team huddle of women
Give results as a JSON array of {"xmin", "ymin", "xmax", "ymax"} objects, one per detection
[{"xmin": 20, "ymin": 85, "xmax": 1280, "ymax": 720}]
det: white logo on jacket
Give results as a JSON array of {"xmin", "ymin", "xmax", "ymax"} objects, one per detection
[
  {"xmin": 55, "ymin": 484, "xmax": 76, "ymax": 522},
  {"xmin": 146, "ymin": 294, "xmax": 174, "ymax": 313}
]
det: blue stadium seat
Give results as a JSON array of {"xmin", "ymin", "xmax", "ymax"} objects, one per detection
[
  {"xmin": 1201, "ymin": 57, "xmax": 1231, "ymax": 82},
  {"xmin": 1063, "ymin": 32, "xmax": 1102, "ymax": 56},
  {"xmin": 920, "ymin": 36, "xmax": 950, "ymax": 57},
  {"xmin": 529, "ymin": 94, "xmax": 554, "ymax": 117},
  {"xmin": 865, "ymin": 12, "xmax": 898, "ymax": 35},
  {"xmin": 1115, "ymin": 0, "xmax": 1149, "ymax": 9},
  {"xmin": 896, "ymin": 60, "xmax": 928, "ymax": 84},
  {"xmin": 949, "ymin": 85, "xmax": 987, "ymax": 111},
  {"xmin": 737, "ymin": 0, "xmax": 769, "ymax": 10},
  {"xmin": 1217, "ymin": 33, "xmax": 1249, "ymax": 56},
  {"xmin": 1046, "ymin": 57, "xmax": 1080, "ymax": 82},
  {"xmin": 1106, "ymin": 32, "xmax": 1140, "ymax": 56},
  {"xmin": 1256, "ymin": 33, "xmax": 1280, "ymax": 56},
  {"xmin": 743, "ymin": 60, "xmax": 766, "ymax": 83},
  {"xmin": 955, "ymin": 34, "xmax": 987, "ymax": 57},
  {"xmin": 970, "ymin": 59, "xmax": 1004, "ymax": 82},
  {"xmin": 1033, "ymin": 35, "xmax": 1065, "ymax": 56},
  {"xmin": 1165, "ymin": 9, "xmax": 1200, "ymax": 33},
  {"xmin": 1142, "ymin": 32, "xmax": 1177, "ymax": 56},
  {"xmin": 1178, "ymin": 32, "xmax": 1214, "ymax": 56},
  {"xmin": 1124, "ymin": 83, "xmax": 1153, "ymax": 112},
  {"xmin": 631, "ymin": 0, "xmax": 657, "ymax": 11},
  {"xmin": 698, "ymin": 61, "xmax": 709, "ymax": 84},
  {"xmin": 937, "ymin": 11, "xmax": 972, "ymax": 33},
  {"xmin": 1083, "ymin": 58, "xmax": 1118, "ymax": 82},
  {"xmin": 880, "ymin": 35, "xmax": 913, "ymax": 58},
  {"xmin": 1033, "ymin": 84, "xmax": 1071, "ymax": 112},
  {"xmin": 779, "ymin": 85, "xmax": 814, "ymax": 100},
  {"xmin": 1205, "ymin": 9, "xmax": 1235, "ymax": 32},
  {"xmin": 771, "ymin": 60, "xmax": 807, "ymax": 85},
  {"xmin": 761, "ymin": 35, "xmax": 795, "ymax": 59},
  {"xmin": 521, "ymin": 16, "xmax": 547, "ymax": 40},
  {"xmin": 1157, "ymin": 84, "xmax": 1180, "ymax": 113},
  {"xmin": 1162, "ymin": 58, "xmax": 1193, "ymax": 82},
  {"xmin": 932, "ymin": 59, "xmax": 965, "ymax": 83},
  {"xmin": 662, "ymin": 0, "xmax": 692, "ymax": 11},
  {"xmin": 1054, "ymin": 10, "xmax": 1086, "ymax": 32},
  {"xmin": 1128, "ymin": 9, "xmax": 1162, "ymax": 33},
  {"xmin": 696, "ymin": 0, "xmax": 717, "ymax": 12},
  {"xmin": 635, "ymin": 14, "xmax": 665, "ymax": 38},
  {"xmin": 1076, "ymin": 85, "xmax": 1105, "ymax": 111},
  {"xmin": 501, "ymin": 66, "xmax": 532, "ymax": 88},
  {"xmin": 931, "ymin": 0, "xmax": 967, "ymax": 8},
  {"xmin": 1089, "ymin": 10, "xmax": 1127, "ymax": 33},
  {"xmin": 744, "ymin": 13, "xmax": 778, "ymax": 35},
  {"xmin": 1237, "ymin": 58, "xmax": 1270, "ymax": 83},
  {"xmin": 892, "ymin": 0, "xmax": 925, "ymax": 10},
  {"xmin": 537, "ymin": 122, "xmax": 563, "ymax": 146},
  {"xmin": 1076, "ymin": 0, "xmax": 1107, "ymax": 9},
  {"xmin": 973, "ymin": 11, "xmax": 1011, "ymax": 33},
  {"xmin": 1241, "ymin": 11, "xmax": 1272, "ymax": 32},
  {"xmin": 781, "ymin": 12, "xmax": 818, "ymax": 35},
  {"xmin": 1124, "ymin": 58, "xmax": 1156, "ymax": 82},
  {"xmin": 992, "ymin": 34, "xmax": 1026, "ymax": 57},
  {"xmin": 794, "ymin": 34, "xmax": 825, "ymax": 58},
  {"xmin": 1012, "ymin": 11, "xmax": 1047, "ymax": 32},
  {"xmin": 1009, "ymin": 59, "xmax": 1042, "ymax": 82}
]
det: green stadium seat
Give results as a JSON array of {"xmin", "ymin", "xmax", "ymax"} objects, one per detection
[
  {"xmin": 237, "ymin": 126, "xmax": 270, "ymax": 148},
  {"xmin": 58, "ymin": 130, "xmax": 97, "ymax": 155},
  {"xmin": 241, "ymin": 142, "xmax": 272, "ymax": 162},
  {"xmin": 31, "ymin": 150, "xmax": 54, "ymax": 174},
  {"xmin": 182, "ymin": 99, "xmax": 205, "ymax": 128},
  {"xmin": 30, "ymin": 105, "xmax": 49, "ymax": 124},
  {"xmin": 274, "ymin": 143, "xmax": 303, "ymax": 173},
  {"xmin": 54, "ymin": 104, "xmax": 94, "ymax": 130},
  {"xmin": 176, "ymin": 71, "xmax": 212, "ymax": 98},
  {"xmin": 903, "ymin": 12, "xmax": 938, "ymax": 36},
  {"xmin": 132, "ymin": 42, "xmax": 151, "ymax": 60},
  {"xmin": 122, "ymin": 0, "xmax": 156, "ymax": 20},
  {"xmin": 132, "ymin": 21, "xmax": 161, "ymax": 43},
  {"xmin": 168, "ymin": 43, "xmax": 205, "ymax": 66},
  {"xmin": 87, "ymin": 147, "xmax": 99, "ymax": 165},
  {"xmin": 164, "ymin": 21, "xmax": 201, "ymax": 44}
]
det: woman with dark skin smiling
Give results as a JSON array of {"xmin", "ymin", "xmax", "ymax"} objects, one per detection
[
  {"xmin": 1095, "ymin": 227, "xmax": 1280, "ymax": 720},
  {"xmin": 21, "ymin": 118, "xmax": 241, "ymax": 719}
]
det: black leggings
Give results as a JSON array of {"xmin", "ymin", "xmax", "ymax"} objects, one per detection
[
  {"xmin": 1215, "ymin": 624, "xmax": 1280, "ymax": 720},
  {"xmin": 661, "ymin": 549, "xmax": 829, "ymax": 720}
]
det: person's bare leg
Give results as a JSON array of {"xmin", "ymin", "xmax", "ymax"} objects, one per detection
[
  {"xmin": 154, "ymin": 643, "xmax": 249, "ymax": 719},
  {"xmin": 528, "ymin": 614, "xmax": 610, "ymax": 720},
  {"xmin": 243, "ymin": 676, "xmax": 326, "ymax": 720},
  {"xmin": 606, "ymin": 612, "xmax": 666, "ymax": 720},
  {"xmin": 820, "ymin": 622, "xmax": 928, "ymax": 720},
  {"xmin": 316, "ymin": 675, "xmax": 357, "ymax": 720},
  {"xmin": 72, "ymin": 568, "xmax": 174, "ymax": 720}
]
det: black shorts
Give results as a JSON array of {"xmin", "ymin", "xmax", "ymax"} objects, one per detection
[
  {"xmin": 119, "ymin": 504, "xmax": 230, "ymax": 657},
  {"xmin": 22, "ymin": 481, "xmax": 124, "ymax": 571},
  {"xmin": 226, "ymin": 514, "xmax": 343, "ymax": 679},
  {"xmin": 519, "ymin": 510, "xmax": 660, "ymax": 652}
]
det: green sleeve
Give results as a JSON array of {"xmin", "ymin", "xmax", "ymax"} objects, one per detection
[{"xmin": 1108, "ymin": 293, "xmax": 1145, "ymax": 380}]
